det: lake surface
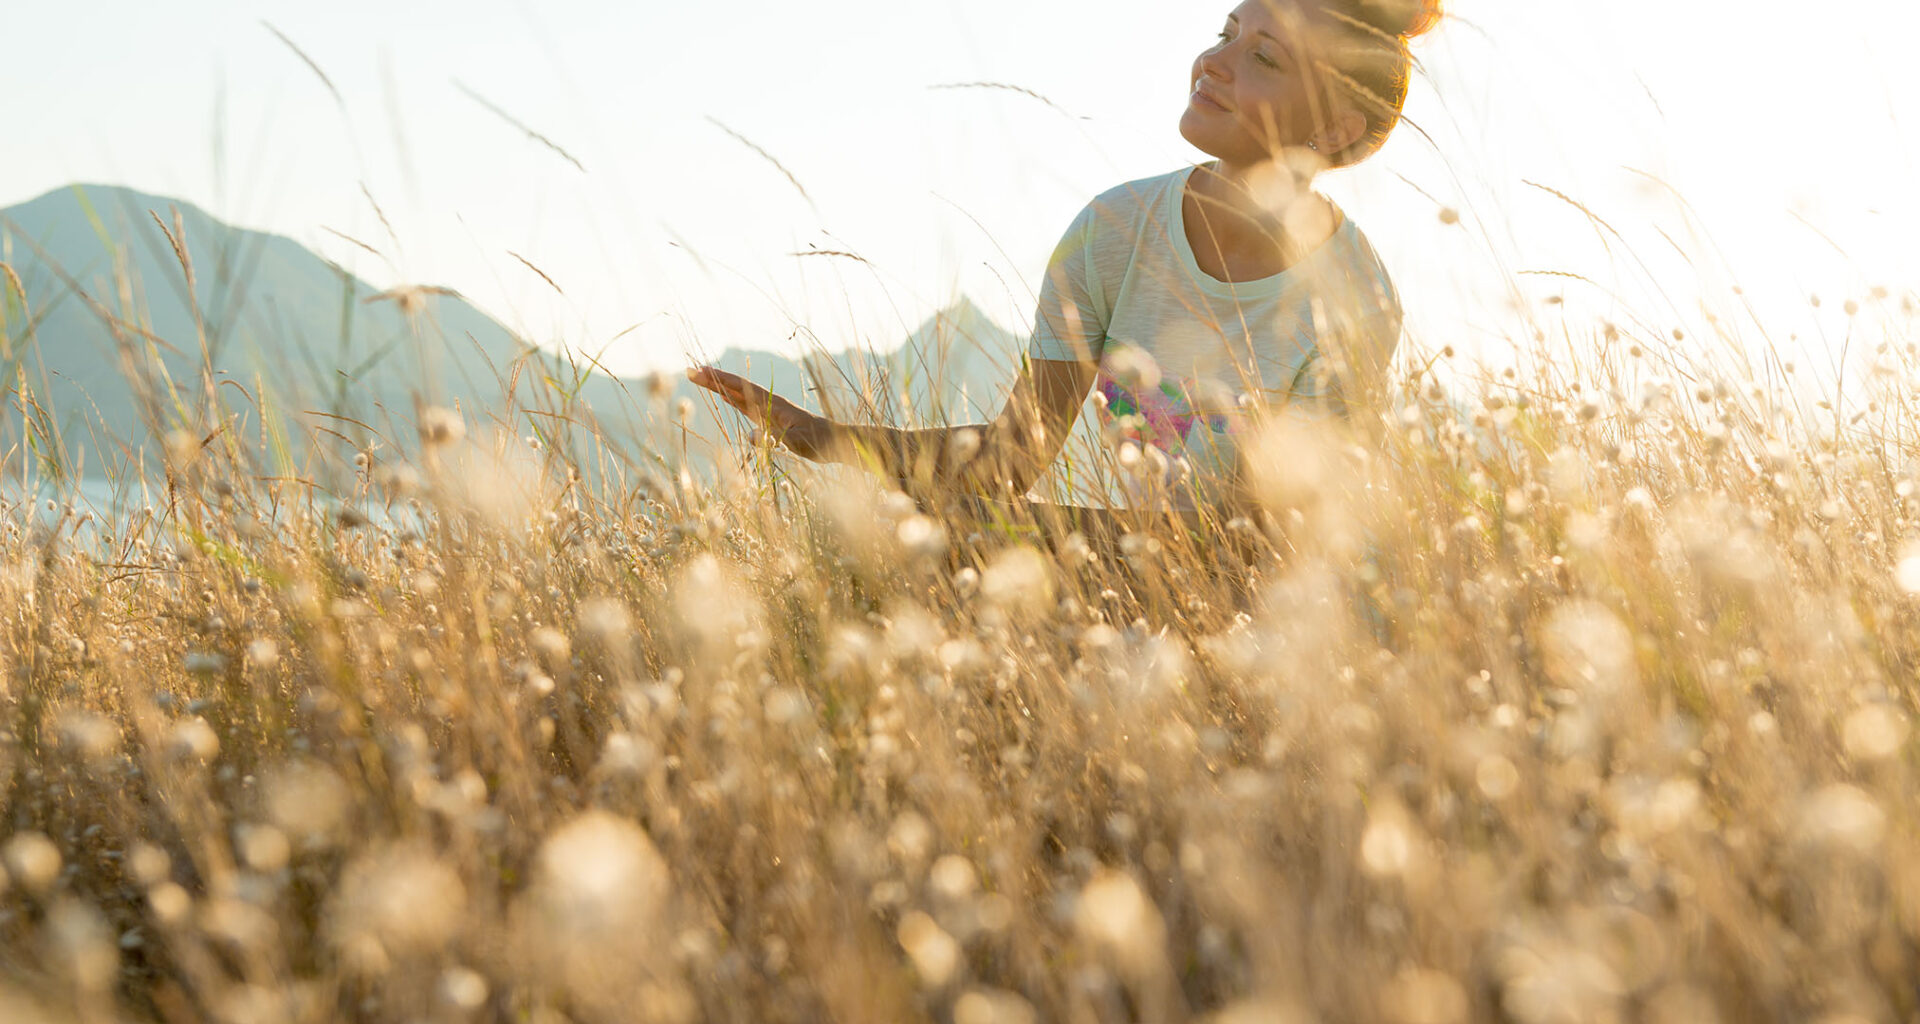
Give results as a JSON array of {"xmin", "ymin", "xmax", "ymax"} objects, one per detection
[{"xmin": 3, "ymin": 475, "xmax": 434, "ymax": 551}]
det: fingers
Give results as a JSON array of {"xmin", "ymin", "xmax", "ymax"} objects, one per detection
[
  {"xmin": 687, "ymin": 366, "xmax": 751, "ymax": 414},
  {"xmin": 687, "ymin": 365, "xmax": 786, "ymax": 432},
  {"xmin": 686, "ymin": 365, "xmax": 735, "ymax": 397},
  {"xmin": 686, "ymin": 365, "xmax": 828, "ymax": 459},
  {"xmin": 687, "ymin": 365, "xmax": 743, "ymax": 393},
  {"xmin": 689, "ymin": 366, "xmax": 763, "ymax": 403}
]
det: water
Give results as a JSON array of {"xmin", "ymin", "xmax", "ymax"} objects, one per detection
[{"xmin": 3, "ymin": 474, "xmax": 428, "ymax": 552}]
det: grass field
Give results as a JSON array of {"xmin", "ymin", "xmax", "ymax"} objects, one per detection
[{"xmin": 2, "ymin": 299, "xmax": 1919, "ymax": 1023}]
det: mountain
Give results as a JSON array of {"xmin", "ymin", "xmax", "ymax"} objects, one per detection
[
  {"xmin": 0, "ymin": 184, "xmax": 1029, "ymax": 494},
  {"xmin": 0, "ymin": 184, "xmax": 542, "ymax": 484}
]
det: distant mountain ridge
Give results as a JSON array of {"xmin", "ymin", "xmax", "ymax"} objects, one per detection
[{"xmin": 0, "ymin": 184, "xmax": 1030, "ymax": 492}]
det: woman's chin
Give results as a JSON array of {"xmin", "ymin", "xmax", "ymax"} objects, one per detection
[{"xmin": 1176, "ymin": 116, "xmax": 1221, "ymax": 157}]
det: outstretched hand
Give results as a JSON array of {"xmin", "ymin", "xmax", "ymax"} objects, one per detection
[{"xmin": 685, "ymin": 365, "xmax": 835, "ymax": 462}]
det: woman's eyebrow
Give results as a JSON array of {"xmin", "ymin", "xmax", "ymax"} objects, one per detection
[
  {"xmin": 1226, "ymin": 12, "xmax": 1298, "ymax": 64},
  {"xmin": 1226, "ymin": 15, "xmax": 1292, "ymax": 53}
]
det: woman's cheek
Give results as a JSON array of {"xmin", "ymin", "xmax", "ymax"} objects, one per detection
[{"xmin": 1243, "ymin": 102, "xmax": 1281, "ymax": 143}]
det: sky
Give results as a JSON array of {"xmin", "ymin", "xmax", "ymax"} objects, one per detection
[{"xmin": 6, "ymin": 0, "xmax": 1920, "ymax": 390}]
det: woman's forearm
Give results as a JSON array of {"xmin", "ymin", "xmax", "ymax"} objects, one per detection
[{"xmin": 821, "ymin": 420, "xmax": 1043, "ymax": 498}]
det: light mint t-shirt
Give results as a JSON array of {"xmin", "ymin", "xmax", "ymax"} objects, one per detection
[{"xmin": 1027, "ymin": 164, "xmax": 1403, "ymax": 510}]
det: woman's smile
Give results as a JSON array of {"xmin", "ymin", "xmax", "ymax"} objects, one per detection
[{"xmin": 1190, "ymin": 81, "xmax": 1232, "ymax": 113}]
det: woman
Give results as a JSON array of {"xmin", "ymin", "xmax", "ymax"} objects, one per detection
[{"xmin": 690, "ymin": 0, "xmax": 1437, "ymax": 525}]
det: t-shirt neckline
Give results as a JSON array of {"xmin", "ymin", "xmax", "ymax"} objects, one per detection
[{"xmin": 1169, "ymin": 163, "xmax": 1347, "ymax": 297}]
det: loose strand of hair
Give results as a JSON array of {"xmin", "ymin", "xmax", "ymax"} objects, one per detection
[
  {"xmin": 1319, "ymin": 8, "xmax": 1408, "ymax": 54},
  {"xmin": 1311, "ymin": 61, "xmax": 1402, "ymax": 119}
]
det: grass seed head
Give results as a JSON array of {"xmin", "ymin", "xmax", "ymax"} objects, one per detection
[
  {"xmin": 53, "ymin": 710, "xmax": 119, "ymax": 765},
  {"xmin": 1540, "ymin": 601, "xmax": 1636, "ymax": 703},
  {"xmin": 1895, "ymin": 541, "xmax": 1920, "ymax": 594},
  {"xmin": 672, "ymin": 553, "xmax": 763, "ymax": 653},
  {"xmin": 1074, "ymin": 869, "xmax": 1167, "ymax": 979},
  {"xmin": 897, "ymin": 911, "xmax": 961, "ymax": 987},
  {"xmin": 1841, "ymin": 704, "xmax": 1908, "ymax": 762},
  {"xmin": 419, "ymin": 406, "xmax": 466, "ymax": 447},
  {"xmin": 165, "ymin": 717, "xmax": 221, "ymax": 762},
  {"xmin": 898, "ymin": 514, "xmax": 948, "ymax": 561},
  {"xmin": 261, "ymin": 760, "xmax": 351, "ymax": 849},
  {"xmin": 1794, "ymin": 784, "xmax": 1886, "ymax": 856},
  {"xmin": 327, "ymin": 844, "xmax": 467, "ymax": 966},
  {"xmin": 1360, "ymin": 805, "xmax": 1417, "ymax": 878},
  {"xmin": 532, "ymin": 811, "xmax": 669, "ymax": 937},
  {"xmin": 44, "ymin": 900, "xmax": 116, "ymax": 993},
  {"xmin": 954, "ymin": 988, "xmax": 1039, "ymax": 1024},
  {"xmin": 3, "ymin": 834, "xmax": 60, "ymax": 894},
  {"xmin": 980, "ymin": 546, "xmax": 1053, "ymax": 614}
]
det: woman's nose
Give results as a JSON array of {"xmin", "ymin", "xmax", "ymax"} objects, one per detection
[{"xmin": 1197, "ymin": 47, "xmax": 1229, "ymax": 81}]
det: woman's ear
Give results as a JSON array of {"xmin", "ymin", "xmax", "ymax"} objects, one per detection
[{"xmin": 1313, "ymin": 107, "xmax": 1371, "ymax": 157}]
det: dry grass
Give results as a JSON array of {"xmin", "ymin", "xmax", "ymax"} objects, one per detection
[{"xmin": 4, "ymin": 271, "xmax": 1920, "ymax": 1024}]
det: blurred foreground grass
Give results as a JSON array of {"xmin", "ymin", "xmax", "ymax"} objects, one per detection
[{"xmin": 2, "ymin": 317, "xmax": 1920, "ymax": 1024}]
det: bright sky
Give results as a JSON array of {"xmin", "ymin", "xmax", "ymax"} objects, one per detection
[{"xmin": 7, "ymin": 0, "xmax": 1919, "ymax": 389}]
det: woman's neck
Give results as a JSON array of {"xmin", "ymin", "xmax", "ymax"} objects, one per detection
[{"xmin": 1185, "ymin": 158, "xmax": 1339, "ymax": 277}]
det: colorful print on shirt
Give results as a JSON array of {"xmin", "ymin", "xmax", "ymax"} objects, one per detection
[{"xmin": 1094, "ymin": 373, "xmax": 1237, "ymax": 454}]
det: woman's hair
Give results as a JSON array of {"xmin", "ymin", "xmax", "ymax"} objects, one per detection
[{"xmin": 1311, "ymin": 0, "xmax": 1443, "ymax": 166}]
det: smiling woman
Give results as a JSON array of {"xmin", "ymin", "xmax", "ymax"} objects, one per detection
[{"xmin": 689, "ymin": 0, "xmax": 1443, "ymax": 515}]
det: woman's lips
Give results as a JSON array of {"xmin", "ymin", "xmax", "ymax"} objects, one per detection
[{"xmin": 1191, "ymin": 89, "xmax": 1229, "ymax": 113}]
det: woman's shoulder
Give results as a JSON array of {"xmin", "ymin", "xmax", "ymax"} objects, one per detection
[
  {"xmin": 1091, "ymin": 166, "xmax": 1191, "ymax": 206},
  {"xmin": 1072, "ymin": 166, "xmax": 1192, "ymax": 231}
]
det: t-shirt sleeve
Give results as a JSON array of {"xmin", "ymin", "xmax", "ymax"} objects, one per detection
[{"xmin": 1026, "ymin": 201, "xmax": 1109, "ymax": 364}]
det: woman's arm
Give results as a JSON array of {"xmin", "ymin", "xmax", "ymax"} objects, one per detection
[
  {"xmin": 690, "ymin": 198, "xmax": 1109, "ymax": 496},
  {"xmin": 828, "ymin": 356, "xmax": 1098, "ymax": 497},
  {"xmin": 687, "ymin": 356, "xmax": 1098, "ymax": 498}
]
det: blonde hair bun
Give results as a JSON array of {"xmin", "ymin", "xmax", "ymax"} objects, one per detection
[{"xmin": 1357, "ymin": 0, "xmax": 1444, "ymax": 40}]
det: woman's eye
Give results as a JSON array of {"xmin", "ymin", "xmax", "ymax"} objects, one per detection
[
  {"xmin": 1255, "ymin": 52, "xmax": 1280, "ymax": 69},
  {"xmin": 1215, "ymin": 30, "xmax": 1231, "ymax": 44}
]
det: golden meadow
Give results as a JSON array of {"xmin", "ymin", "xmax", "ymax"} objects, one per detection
[{"xmin": 3, "ymin": 193, "xmax": 1920, "ymax": 1024}]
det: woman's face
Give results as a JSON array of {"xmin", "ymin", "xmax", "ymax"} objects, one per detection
[{"xmin": 1180, "ymin": 0, "xmax": 1340, "ymax": 167}]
